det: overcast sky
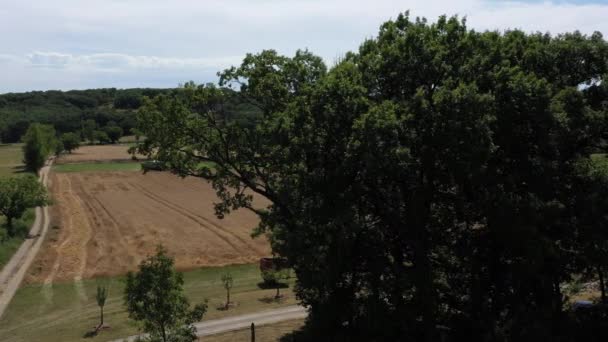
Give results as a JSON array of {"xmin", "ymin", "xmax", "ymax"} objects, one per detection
[{"xmin": 1, "ymin": 0, "xmax": 607, "ymax": 93}]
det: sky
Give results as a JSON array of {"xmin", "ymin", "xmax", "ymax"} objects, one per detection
[{"xmin": 0, "ymin": 0, "xmax": 607, "ymax": 93}]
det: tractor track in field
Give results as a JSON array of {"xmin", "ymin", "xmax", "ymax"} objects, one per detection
[
  {"xmin": 26, "ymin": 170, "xmax": 270, "ymax": 283},
  {"xmin": 129, "ymin": 181, "xmax": 265, "ymax": 255}
]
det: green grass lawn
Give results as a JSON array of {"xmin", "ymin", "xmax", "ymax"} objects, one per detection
[
  {"xmin": 0, "ymin": 143, "xmax": 27, "ymax": 176},
  {"xmin": 0, "ymin": 263, "xmax": 297, "ymax": 342},
  {"xmin": 53, "ymin": 162, "xmax": 142, "ymax": 173}
]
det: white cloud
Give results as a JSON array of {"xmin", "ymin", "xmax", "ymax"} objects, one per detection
[
  {"xmin": 0, "ymin": 0, "xmax": 607, "ymax": 92},
  {"xmin": 23, "ymin": 52, "xmax": 242, "ymax": 72}
]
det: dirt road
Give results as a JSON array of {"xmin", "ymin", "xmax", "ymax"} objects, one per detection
[
  {"xmin": 0, "ymin": 158, "xmax": 53, "ymax": 319},
  {"xmin": 114, "ymin": 305, "xmax": 307, "ymax": 341}
]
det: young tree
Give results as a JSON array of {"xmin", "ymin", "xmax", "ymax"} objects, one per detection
[
  {"xmin": 0, "ymin": 175, "xmax": 49, "ymax": 236},
  {"xmin": 104, "ymin": 125, "xmax": 123, "ymax": 143},
  {"xmin": 221, "ymin": 273, "xmax": 233, "ymax": 309},
  {"xmin": 263, "ymin": 268, "xmax": 290, "ymax": 299},
  {"xmin": 124, "ymin": 246, "xmax": 207, "ymax": 342},
  {"xmin": 96, "ymin": 285, "xmax": 108, "ymax": 330},
  {"xmin": 60, "ymin": 132, "xmax": 80, "ymax": 153}
]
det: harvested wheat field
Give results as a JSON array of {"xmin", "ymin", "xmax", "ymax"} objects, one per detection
[
  {"xmin": 57, "ymin": 144, "xmax": 143, "ymax": 164},
  {"xmin": 26, "ymin": 171, "xmax": 270, "ymax": 283}
]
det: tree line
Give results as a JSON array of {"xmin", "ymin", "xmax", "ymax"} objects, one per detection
[
  {"xmin": 136, "ymin": 13, "xmax": 608, "ymax": 341},
  {"xmin": 0, "ymin": 87, "xmax": 260, "ymax": 144}
]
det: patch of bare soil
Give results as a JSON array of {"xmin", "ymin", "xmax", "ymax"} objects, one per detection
[{"xmin": 26, "ymin": 171, "xmax": 270, "ymax": 283}]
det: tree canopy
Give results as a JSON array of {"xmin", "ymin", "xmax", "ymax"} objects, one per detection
[
  {"xmin": 22, "ymin": 123, "xmax": 57, "ymax": 172},
  {"xmin": 0, "ymin": 175, "xmax": 49, "ymax": 236},
  {"xmin": 124, "ymin": 246, "xmax": 207, "ymax": 342},
  {"xmin": 0, "ymin": 87, "xmax": 261, "ymax": 144},
  {"xmin": 60, "ymin": 132, "xmax": 80, "ymax": 153},
  {"xmin": 137, "ymin": 13, "xmax": 608, "ymax": 341}
]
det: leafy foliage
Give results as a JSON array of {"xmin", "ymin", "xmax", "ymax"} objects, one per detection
[
  {"xmin": 0, "ymin": 87, "xmax": 260, "ymax": 144},
  {"xmin": 104, "ymin": 125, "xmax": 123, "ymax": 143},
  {"xmin": 96, "ymin": 285, "xmax": 108, "ymax": 328},
  {"xmin": 262, "ymin": 268, "xmax": 290, "ymax": 299},
  {"xmin": 124, "ymin": 246, "xmax": 207, "ymax": 342},
  {"xmin": 59, "ymin": 132, "xmax": 80, "ymax": 153},
  {"xmin": 92, "ymin": 130, "xmax": 110, "ymax": 145},
  {"xmin": 0, "ymin": 175, "xmax": 48, "ymax": 236},
  {"xmin": 221, "ymin": 273, "xmax": 233, "ymax": 309},
  {"xmin": 137, "ymin": 13, "xmax": 608, "ymax": 342},
  {"xmin": 22, "ymin": 123, "xmax": 57, "ymax": 172}
]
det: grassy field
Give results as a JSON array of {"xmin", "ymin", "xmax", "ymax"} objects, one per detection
[
  {"xmin": 202, "ymin": 319, "xmax": 304, "ymax": 342},
  {"xmin": 0, "ymin": 143, "xmax": 26, "ymax": 176},
  {"xmin": 52, "ymin": 162, "xmax": 142, "ymax": 173},
  {"xmin": 0, "ymin": 263, "xmax": 297, "ymax": 342}
]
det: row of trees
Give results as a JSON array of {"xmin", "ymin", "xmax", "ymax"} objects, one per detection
[
  {"xmin": 0, "ymin": 88, "xmax": 149, "ymax": 143},
  {"xmin": 21, "ymin": 123, "xmax": 85, "ymax": 172},
  {"xmin": 0, "ymin": 124, "xmax": 78, "ymax": 238},
  {"xmin": 22, "ymin": 124, "xmax": 58, "ymax": 173},
  {"xmin": 81, "ymin": 119, "xmax": 124, "ymax": 144},
  {"xmin": 136, "ymin": 13, "xmax": 608, "ymax": 341},
  {"xmin": 0, "ymin": 118, "xmax": 122, "ymax": 240}
]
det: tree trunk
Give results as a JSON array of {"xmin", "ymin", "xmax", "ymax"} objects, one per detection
[
  {"xmin": 276, "ymin": 286, "xmax": 280, "ymax": 299},
  {"xmin": 100, "ymin": 306, "xmax": 104, "ymax": 326},
  {"xmin": 161, "ymin": 323, "xmax": 167, "ymax": 342},
  {"xmin": 598, "ymin": 265, "xmax": 606, "ymax": 304},
  {"xmin": 553, "ymin": 278, "xmax": 563, "ymax": 314},
  {"xmin": 226, "ymin": 289, "xmax": 231, "ymax": 308},
  {"xmin": 410, "ymin": 171, "xmax": 436, "ymax": 342},
  {"xmin": 414, "ymin": 241, "xmax": 436, "ymax": 342}
]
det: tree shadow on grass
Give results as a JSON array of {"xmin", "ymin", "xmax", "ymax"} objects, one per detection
[
  {"xmin": 257, "ymin": 281, "xmax": 289, "ymax": 290},
  {"xmin": 82, "ymin": 330, "xmax": 97, "ymax": 338},
  {"xmin": 279, "ymin": 325, "xmax": 312, "ymax": 342},
  {"xmin": 257, "ymin": 281, "xmax": 290, "ymax": 304}
]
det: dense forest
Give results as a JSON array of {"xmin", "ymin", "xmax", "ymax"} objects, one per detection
[{"xmin": 0, "ymin": 87, "xmax": 259, "ymax": 143}]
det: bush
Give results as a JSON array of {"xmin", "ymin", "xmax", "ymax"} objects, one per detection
[{"xmin": 92, "ymin": 131, "xmax": 110, "ymax": 145}]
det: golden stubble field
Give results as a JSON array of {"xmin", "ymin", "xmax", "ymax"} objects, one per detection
[{"xmin": 27, "ymin": 146, "xmax": 270, "ymax": 284}]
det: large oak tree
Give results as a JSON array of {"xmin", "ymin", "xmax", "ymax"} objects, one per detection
[{"xmin": 136, "ymin": 13, "xmax": 608, "ymax": 341}]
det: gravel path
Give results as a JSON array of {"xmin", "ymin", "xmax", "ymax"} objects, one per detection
[{"xmin": 113, "ymin": 305, "xmax": 307, "ymax": 341}]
